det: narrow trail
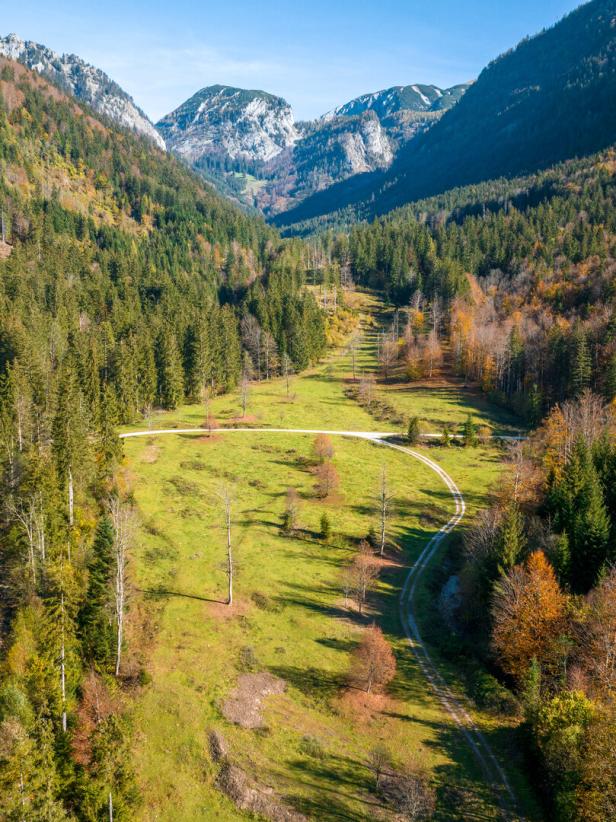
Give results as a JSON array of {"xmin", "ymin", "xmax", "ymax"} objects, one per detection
[{"xmin": 121, "ymin": 425, "xmax": 519, "ymax": 818}]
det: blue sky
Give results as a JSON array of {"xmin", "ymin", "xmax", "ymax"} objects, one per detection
[{"xmin": 4, "ymin": 0, "xmax": 584, "ymax": 120}]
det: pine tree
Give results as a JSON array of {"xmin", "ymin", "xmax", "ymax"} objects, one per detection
[
  {"xmin": 463, "ymin": 414, "xmax": 477, "ymax": 447},
  {"xmin": 155, "ymin": 328, "xmax": 184, "ymax": 410},
  {"xmin": 571, "ymin": 327, "xmax": 592, "ymax": 397},
  {"xmin": 79, "ymin": 518, "xmax": 115, "ymax": 669},
  {"xmin": 548, "ymin": 438, "xmax": 611, "ymax": 592},
  {"xmin": 495, "ymin": 502, "xmax": 527, "ymax": 577},
  {"xmin": 407, "ymin": 416, "xmax": 421, "ymax": 445}
]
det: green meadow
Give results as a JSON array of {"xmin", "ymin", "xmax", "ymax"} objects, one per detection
[{"xmin": 122, "ymin": 295, "xmax": 538, "ymax": 820}]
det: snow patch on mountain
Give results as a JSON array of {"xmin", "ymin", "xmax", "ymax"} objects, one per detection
[
  {"xmin": 0, "ymin": 33, "xmax": 165, "ymax": 149},
  {"xmin": 157, "ymin": 85, "xmax": 299, "ymax": 164}
]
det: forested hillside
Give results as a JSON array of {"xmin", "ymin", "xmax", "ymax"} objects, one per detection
[
  {"xmin": 0, "ymin": 56, "xmax": 325, "ymax": 819},
  {"xmin": 314, "ymin": 148, "xmax": 616, "ymax": 422},
  {"xmin": 275, "ymin": 0, "xmax": 616, "ymax": 231}
]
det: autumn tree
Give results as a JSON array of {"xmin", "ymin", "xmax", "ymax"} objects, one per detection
[
  {"xmin": 346, "ymin": 541, "xmax": 379, "ymax": 614},
  {"xmin": 315, "ymin": 462, "xmax": 339, "ymax": 499},
  {"xmin": 350, "ymin": 625, "xmax": 396, "ymax": 693},
  {"xmin": 491, "ymin": 551, "xmax": 566, "ymax": 683},
  {"xmin": 281, "ymin": 487, "xmax": 300, "ymax": 534},
  {"xmin": 313, "ymin": 434, "xmax": 334, "ymax": 463}
]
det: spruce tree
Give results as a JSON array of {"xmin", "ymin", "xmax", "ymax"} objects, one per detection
[
  {"xmin": 571, "ymin": 327, "xmax": 592, "ymax": 397},
  {"xmin": 155, "ymin": 328, "xmax": 184, "ymax": 410},
  {"xmin": 495, "ymin": 503, "xmax": 527, "ymax": 576},
  {"xmin": 407, "ymin": 416, "xmax": 421, "ymax": 445},
  {"xmin": 79, "ymin": 518, "xmax": 115, "ymax": 669}
]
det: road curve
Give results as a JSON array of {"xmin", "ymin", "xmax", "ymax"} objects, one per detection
[{"xmin": 121, "ymin": 426, "xmax": 517, "ymax": 818}]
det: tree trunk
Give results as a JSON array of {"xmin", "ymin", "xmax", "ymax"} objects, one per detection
[
  {"xmin": 226, "ymin": 502, "xmax": 233, "ymax": 607},
  {"xmin": 68, "ymin": 468, "xmax": 74, "ymax": 527}
]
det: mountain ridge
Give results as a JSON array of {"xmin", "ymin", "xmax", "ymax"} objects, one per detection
[
  {"xmin": 274, "ymin": 0, "xmax": 616, "ymax": 230},
  {"xmin": 0, "ymin": 32, "xmax": 165, "ymax": 149},
  {"xmin": 157, "ymin": 80, "xmax": 471, "ymax": 215}
]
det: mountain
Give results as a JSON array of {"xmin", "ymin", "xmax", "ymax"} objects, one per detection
[
  {"xmin": 0, "ymin": 33, "xmax": 165, "ymax": 149},
  {"xmin": 158, "ymin": 81, "xmax": 469, "ymax": 215},
  {"xmin": 324, "ymin": 82, "xmax": 468, "ymax": 120},
  {"xmin": 157, "ymin": 84, "xmax": 298, "ymax": 166},
  {"xmin": 274, "ymin": 0, "xmax": 616, "ymax": 231}
]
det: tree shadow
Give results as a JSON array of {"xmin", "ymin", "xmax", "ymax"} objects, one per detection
[{"xmin": 136, "ymin": 586, "xmax": 225, "ymax": 604}]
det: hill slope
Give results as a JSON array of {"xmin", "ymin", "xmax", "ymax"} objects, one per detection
[
  {"xmin": 274, "ymin": 0, "xmax": 616, "ymax": 230},
  {"xmin": 0, "ymin": 32, "xmax": 165, "ymax": 148}
]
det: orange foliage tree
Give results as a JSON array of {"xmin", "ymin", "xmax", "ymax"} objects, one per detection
[
  {"xmin": 491, "ymin": 551, "xmax": 567, "ymax": 683},
  {"xmin": 350, "ymin": 625, "xmax": 396, "ymax": 693}
]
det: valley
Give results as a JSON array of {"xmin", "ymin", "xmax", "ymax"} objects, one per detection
[
  {"xmin": 1, "ymin": 2, "xmax": 615, "ymax": 820},
  {"xmin": 119, "ymin": 295, "xmax": 537, "ymax": 820}
]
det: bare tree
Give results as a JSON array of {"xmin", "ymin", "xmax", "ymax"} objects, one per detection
[
  {"xmin": 68, "ymin": 467, "xmax": 74, "ymax": 528},
  {"xmin": 240, "ymin": 371, "xmax": 250, "ymax": 418},
  {"xmin": 7, "ymin": 494, "xmax": 45, "ymax": 584},
  {"xmin": 377, "ymin": 468, "xmax": 393, "ymax": 557},
  {"xmin": 219, "ymin": 487, "xmax": 234, "ymax": 606},
  {"xmin": 348, "ymin": 542, "xmax": 379, "ymax": 614},
  {"xmin": 262, "ymin": 331, "xmax": 278, "ymax": 381},
  {"xmin": 60, "ymin": 592, "xmax": 67, "ymax": 732},
  {"xmin": 379, "ymin": 339, "xmax": 398, "ymax": 381},
  {"xmin": 349, "ymin": 337, "xmax": 359, "ymax": 382},
  {"xmin": 281, "ymin": 487, "xmax": 300, "ymax": 534},
  {"xmin": 282, "ymin": 353, "xmax": 294, "ymax": 399},
  {"xmin": 358, "ymin": 373, "xmax": 376, "ymax": 407},
  {"xmin": 109, "ymin": 497, "xmax": 133, "ymax": 677},
  {"xmin": 423, "ymin": 329, "xmax": 443, "ymax": 379},
  {"xmin": 368, "ymin": 745, "xmax": 393, "ymax": 790},
  {"xmin": 382, "ymin": 766, "xmax": 436, "ymax": 819},
  {"xmin": 202, "ymin": 384, "xmax": 212, "ymax": 431}
]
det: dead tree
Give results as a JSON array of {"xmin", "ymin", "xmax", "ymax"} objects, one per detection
[
  {"xmin": 219, "ymin": 487, "xmax": 234, "ymax": 606},
  {"xmin": 282, "ymin": 353, "xmax": 294, "ymax": 399},
  {"xmin": 110, "ymin": 497, "xmax": 133, "ymax": 678},
  {"xmin": 60, "ymin": 592, "xmax": 67, "ymax": 732},
  {"xmin": 378, "ymin": 467, "xmax": 393, "ymax": 557}
]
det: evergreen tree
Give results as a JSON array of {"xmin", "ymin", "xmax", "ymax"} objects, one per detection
[
  {"xmin": 79, "ymin": 518, "xmax": 115, "ymax": 669},
  {"xmin": 571, "ymin": 327, "xmax": 592, "ymax": 397},
  {"xmin": 463, "ymin": 414, "xmax": 477, "ymax": 447},
  {"xmin": 548, "ymin": 438, "xmax": 611, "ymax": 592},
  {"xmin": 155, "ymin": 329, "xmax": 184, "ymax": 410},
  {"xmin": 407, "ymin": 416, "xmax": 421, "ymax": 445},
  {"xmin": 495, "ymin": 503, "xmax": 527, "ymax": 577}
]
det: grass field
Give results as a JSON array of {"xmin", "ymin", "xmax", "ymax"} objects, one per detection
[{"xmin": 121, "ymin": 293, "xmax": 540, "ymax": 820}]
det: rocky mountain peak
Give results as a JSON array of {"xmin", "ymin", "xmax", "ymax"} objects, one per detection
[
  {"xmin": 156, "ymin": 85, "xmax": 299, "ymax": 165},
  {"xmin": 0, "ymin": 33, "xmax": 165, "ymax": 149}
]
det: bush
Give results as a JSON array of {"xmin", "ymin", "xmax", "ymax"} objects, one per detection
[
  {"xmin": 471, "ymin": 670, "xmax": 519, "ymax": 716},
  {"xmin": 238, "ymin": 646, "xmax": 258, "ymax": 672},
  {"xmin": 299, "ymin": 735, "xmax": 325, "ymax": 759},
  {"xmin": 320, "ymin": 512, "xmax": 331, "ymax": 542}
]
